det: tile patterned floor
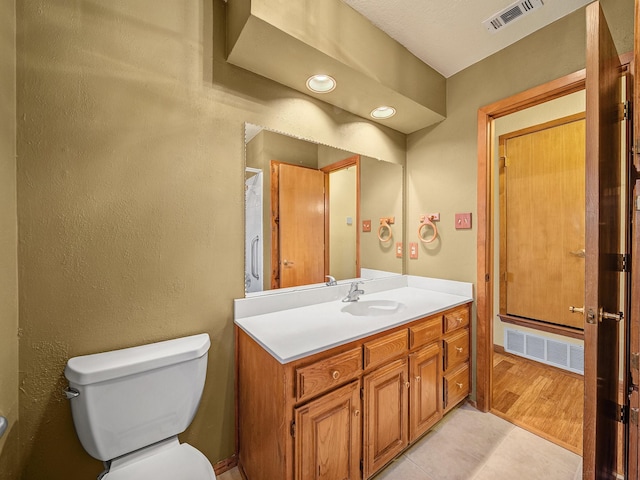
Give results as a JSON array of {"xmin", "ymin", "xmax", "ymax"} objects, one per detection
[{"xmin": 218, "ymin": 403, "xmax": 582, "ymax": 480}]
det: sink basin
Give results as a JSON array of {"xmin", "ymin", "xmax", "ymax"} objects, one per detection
[{"xmin": 341, "ymin": 300, "xmax": 406, "ymax": 317}]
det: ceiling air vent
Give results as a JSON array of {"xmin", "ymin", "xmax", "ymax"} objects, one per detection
[{"xmin": 482, "ymin": 0, "xmax": 544, "ymax": 33}]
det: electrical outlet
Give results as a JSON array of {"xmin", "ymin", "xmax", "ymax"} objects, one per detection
[
  {"xmin": 363, "ymin": 220, "xmax": 371, "ymax": 232},
  {"xmin": 395, "ymin": 242, "xmax": 403, "ymax": 258},
  {"xmin": 409, "ymin": 242, "xmax": 418, "ymax": 259}
]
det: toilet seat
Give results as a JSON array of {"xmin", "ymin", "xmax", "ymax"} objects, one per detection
[{"xmin": 101, "ymin": 437, "xmax": 216, "ymax": 480}]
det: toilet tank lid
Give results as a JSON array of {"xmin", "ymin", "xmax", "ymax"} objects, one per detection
[{"xmin": 65, "ymin": 333, "xmax": 211, "ymax": 386}]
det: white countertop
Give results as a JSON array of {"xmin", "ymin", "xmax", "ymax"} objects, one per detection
[{"xmin": 234, "ymin": 275, "xmax": 473, "ymax": 364}]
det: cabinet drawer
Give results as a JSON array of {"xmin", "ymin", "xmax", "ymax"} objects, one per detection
[
  {"xmin": 443, "ymin": 328, "xmax": 469, "ymax": 371},
  {"xmin": 444, "ymin": 362, "xmax": 470, "ymax": 410},
  {"xmin": 409, "ymin": 316, "xmax": 442, "ymax": 349},
  {"xmin": 296, "ymin": 347, "xmax": 363, "ymax": 402},
  {"xmin": 364, "ymin": 329, "xmax": 408, "ymax": 370},
  {"xmin": 443, "ymin": 306, "xmax": 469, "ymax": 334}
]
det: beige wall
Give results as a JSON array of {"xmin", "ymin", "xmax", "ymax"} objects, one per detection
[
  {"xmin": 14, "ymin": 1, "xmax": 404, "ymax": 478},
  {"xmin": 406, "ymin": 0, "xmax": 633, "ymax": 396},
  {"xmin": 0, "ymin": 0, "xmax": 18, "ymax": 477},
  {"xmin": 329, "ymin": 167, "xmax": 357, "ymax": 280},
  {"xmin": 360, "ymin": 158, "xmax": 404, "ymax": 273}
]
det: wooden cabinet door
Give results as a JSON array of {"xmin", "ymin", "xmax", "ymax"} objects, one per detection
[
  {"xmin": 409, "ymin": 343, "xmax": 441, "ymax": 442},
  {"xmin": 363, "ymin": 358, "xmax": 408, "ymax": 479},
  {"xmin": 294, "ymin": 380, "xmax": 361, "ymax": 480}
]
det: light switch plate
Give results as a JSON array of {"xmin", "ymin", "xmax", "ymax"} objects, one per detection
[
  {"xmin": 363, "ymin": 220, "xmax": 371, "ymax": 232},
  {"xmin": 455, "ymin": 213, "xmax": 472, "ymax": 229},
  {"xmin": 409, "ymin": 242, "xmax": 418, "ymax": 259}
]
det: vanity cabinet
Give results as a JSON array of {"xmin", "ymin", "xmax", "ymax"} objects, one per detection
[
  {"xmin": 294, "ymin": 380, "xmax": 361, "ymax": 480},
  {"xmin": 442, "ymin": 305, "xmax": 471, "ymax": 412},
  {"xmin": 363, "ymin": 357, "xmax": 409, "ymax": 478},
  {"xmin": 236, "ymin": 302, "xmax": 471, "ymax": 480},
  {"xmin": 409, "ymin": 342, "xmax": 441, "ymax": 442}
]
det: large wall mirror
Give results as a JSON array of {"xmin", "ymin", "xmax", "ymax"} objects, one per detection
[{"xmin": 244, "ymin": 123, "xmax": 404, "ymax": 295}]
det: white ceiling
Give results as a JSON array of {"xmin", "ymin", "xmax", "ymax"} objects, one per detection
[{"xmin": 341, "ymin": 0, "xmax": 592, "ymax": 78}]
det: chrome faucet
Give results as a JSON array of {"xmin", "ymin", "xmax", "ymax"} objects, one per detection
[
  {"xmin": 342, "ymin": 281, "xmax": 364, "ymax": 302},
  {"xmin": 325, "ymin": 275, "xmax": 337, "ymax": 286}
]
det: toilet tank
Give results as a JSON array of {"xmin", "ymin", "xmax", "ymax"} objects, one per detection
[{"xmin": 64, "ymin": 333, "xmax": 211, "ymax": 462}]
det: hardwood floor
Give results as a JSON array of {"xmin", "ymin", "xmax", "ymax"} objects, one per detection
[{"xmin": 492, "ymin": 350, "xmax": 583, "ymax": 455}]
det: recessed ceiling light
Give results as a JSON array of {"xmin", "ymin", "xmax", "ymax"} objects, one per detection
[
  {"xmin": 370, "ymin": 106, "xmax": 396, "ymax": 119},
  {"xmin": 306, "ymin": 74, "xmax": 336, "ymax": 93}
]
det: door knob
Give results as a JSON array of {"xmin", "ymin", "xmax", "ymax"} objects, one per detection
[
  {"xmin": 599, "ymin": 308, "xmax": 623, "ymax": 322},
  {"xmin": 283, "ymin": 259, "xmax": 294, "ymax": 266},
  {"xmin": 569, "ymin": 306, "xmax": 597, "ymax": 324}
]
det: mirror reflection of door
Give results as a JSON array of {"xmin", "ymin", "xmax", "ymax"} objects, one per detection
[
  {"xmin": 271, "ymin": 158, "xmax": 360, "ymax": 289},
  {"xmin": 323, "ymin": 156, "xmax": 360, "ymax": 283},
  {"xmin": 274, "ymin": 162, "xmax": 326, "ymax": 289}
]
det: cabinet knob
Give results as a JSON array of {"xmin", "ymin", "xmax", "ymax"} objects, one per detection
[
  {"xmin": 354, "ymin": 409, "xmax": 360, "ymax": 417},
  {"xmin": 456, "ymin": 382, "xmax": 463, "ymax": 389},
  {"xmin": 455, "ymin": 346, "xmax": 464, "ymax": 353},
  {"xmin": 415, "ymin": 376, "xmax": 421, "ymax": 383},
  {"xmin": 457, "ymin": 317, "xmax": 462, "ymax": 324},
  {"xmin": 405, "ymin": 382, "xmax": 410, "ymax": 389},
  {"xmin": 331, "ymin": 370, "xmax": 340, "ymax": 380}
]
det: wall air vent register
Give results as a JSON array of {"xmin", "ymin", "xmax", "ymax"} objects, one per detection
[
  {"xmin": 504, "ymin": 328, "xmax": 584, "ymax": 375},
  {"xmin": 483, "ymin": 0, "xmax": 545, "ymax": 33}
]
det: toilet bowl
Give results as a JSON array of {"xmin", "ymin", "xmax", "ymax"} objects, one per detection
[{"xmin": 64, "ymin": 333, "xmax": 216, "ymax": 480}]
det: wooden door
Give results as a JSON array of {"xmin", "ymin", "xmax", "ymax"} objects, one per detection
[
  {"xmin": 409, "ymin": 343, "xmax": 441, "ymax": 442},
  {"xmin": 363, "ymin": 358, "xmax": 408, "ymax": 479},
  {"xmin": 583, "ymin": 2, "xmax": 623, "ymax": 477},
  {"xmin": 629, "ymin": 177, "xmax": 640, "ymax": 479},
  {"xmin": 500, "ymin": 115, "xmax": 586, "ymax": 330},
  {"xmin": 294, "ymin": 381, "xmax": 361, "ymax": 480},
  {"xmin": 277, "ymin": 163, "xmax": 325, "ymax": 288},
  {"xmin": 629, "ymin": 0, "xmax": 640, "ymax": 473}
]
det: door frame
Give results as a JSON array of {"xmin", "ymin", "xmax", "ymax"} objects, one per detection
[
  {"xmin": 321, "ymin": 155, "xmax": 361, "ymax": 280},
  {"xmin": 475, "ymin": 53, "xmax": 633, "ymax": 413}
]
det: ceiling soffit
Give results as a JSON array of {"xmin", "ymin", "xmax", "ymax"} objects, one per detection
[{"xmin": 226, "ymin": 0, "xmax": 446, "ymax": 134}]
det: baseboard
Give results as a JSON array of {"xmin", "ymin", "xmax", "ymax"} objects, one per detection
[{"xmin": 213, "ymin": 454, "xmax": 238, "ymax": 475}]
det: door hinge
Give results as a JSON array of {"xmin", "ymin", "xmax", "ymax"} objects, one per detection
[
  {"xmin": 360, "ymin": 387, "xmax": 364, "ymax": 400},
  {"xmin": 619, "ymin": 404, "xmax": 628, "ymax": 424},
  {"xmin": 485, "ymin": 273, "xmax": 490, "ymax": 282},
  {"xmin": 360, "ymin": 459, "xmax": 363, "ymax": 472},
  {"xmin": 617, "ymin": 253, "xmax": 630, "ymax": 273},
  {"xmin": 623, "ymin": 100, "xmax": 631, "ymax": 121},
  {"xmin": 503, "ymin": 157, "xmax": 510, "ymax": 168},
  {"xmin": 632, "ymin": 352, "xmax": 640, "ymax": 371},
  {"xmin": 290, "ymin": 420, "xmax": 295, "ymax": 437}
]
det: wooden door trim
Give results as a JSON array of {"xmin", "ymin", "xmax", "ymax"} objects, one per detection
[
  {"xmin": 477, "ymin": 53, "xmax": 630, "ymax": 413},
  {"xmin": 476, "ymin": 69, "xmax": 586, "ymax": 412},
  {"xmin": 321, "ymin": 155, "xmax": 362, "ymax": 277},
  {"xmin": 270, "ymin": 161, "xmax": 282, "ymax": 289}
]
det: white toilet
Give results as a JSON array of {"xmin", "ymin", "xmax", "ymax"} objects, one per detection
[{"xmin": 64, "ymin": 333, "xmax": 216, "ymax": 480}]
